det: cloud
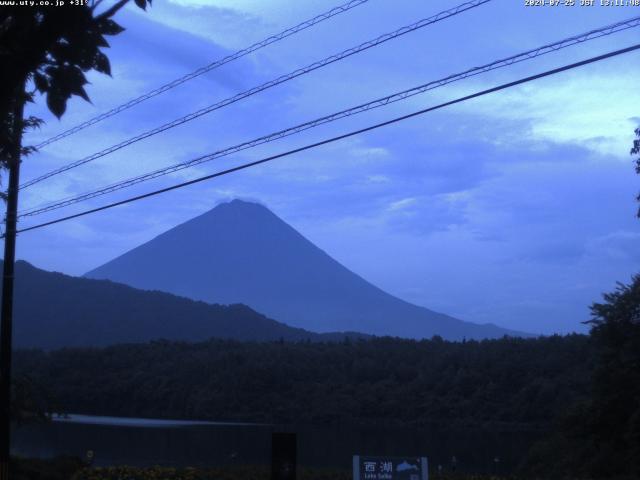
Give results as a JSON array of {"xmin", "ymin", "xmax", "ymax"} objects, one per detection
[
  {"xmin": 387, "ymin": 197, "xmax": 417, "ymax": 212},
  {"xmin": 14, "ymin": 0, "xmax": 640, "ymax": 337},
  {"xmin": 350, "ymin": 146, "xmax": 390, "ymax": 160},
  {"xmin": 585, "ymin": 231, "xmax": 640, "ymax": 263},
  {"xmin": 366, "ymin": 174, "xmax": 390, "ymax": 184},
  {"xmin": 441, "ymin": 66, "xmax": 640, "ymax": 158},
  {"xmin": 134, "ymin": 1, "xmax": 268, "ymax": 50}
]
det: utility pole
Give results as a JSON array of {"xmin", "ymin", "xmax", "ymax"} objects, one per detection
[{"xmin": 0, "ymin": 84, "xmax": 25, "ymax": 480}]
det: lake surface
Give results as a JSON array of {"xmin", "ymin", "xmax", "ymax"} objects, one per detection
[{"xmin": 12, "ymin": 414, "xmax": 541, "ymax": 474}]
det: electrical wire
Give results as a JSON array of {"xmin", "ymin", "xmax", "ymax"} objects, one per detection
[
  {"xmin": 12, "ymin": 42, "xmax": 640, "ymax": 237},
  {"xmin": 33, "ymin": 0, "xmax": 373, "ymax": 149},
  {"xmin": 19, "ymin": 15, "xmax": 640, "ymax": 218},
  {"xmin": 20, "ymin": 0, "xmax": 491, "ymax": 189}
]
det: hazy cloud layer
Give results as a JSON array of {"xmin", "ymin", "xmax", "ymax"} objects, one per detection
[{"xmin": 15, "ymin": 0, "xmax": 640, "ymax": 334}]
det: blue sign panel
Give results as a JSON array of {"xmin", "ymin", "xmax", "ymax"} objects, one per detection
[{"xmin": 353, "ymin": 456, "xmax": 428, "ymax": 480}]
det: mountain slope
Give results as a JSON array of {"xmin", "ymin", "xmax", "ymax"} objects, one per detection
[
  {"xmin": 4, "ymin": 260, "xmax": 360, "ymax": 349},
  {"xmin": 86, "ymin": 200, "xmax": 524, "ymax": 340}
]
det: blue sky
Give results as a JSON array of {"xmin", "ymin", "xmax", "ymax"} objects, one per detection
[{"xmin": 15, "ymin": 0, "xmax": 640, "ymax": 334}]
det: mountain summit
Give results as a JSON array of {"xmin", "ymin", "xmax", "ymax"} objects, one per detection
[{"xmin": 86, "ymin": 199, "xmax": 523, "ymax": 340}]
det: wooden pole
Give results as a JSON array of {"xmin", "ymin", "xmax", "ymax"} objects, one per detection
[{"xmin": 0, "ymin": 84, "xmax": 24, "ymax": 480}]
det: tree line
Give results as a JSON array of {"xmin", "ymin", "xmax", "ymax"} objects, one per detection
[{"xmin": 14, "ymin": 334, "xmax": 592, "ymax": 429}]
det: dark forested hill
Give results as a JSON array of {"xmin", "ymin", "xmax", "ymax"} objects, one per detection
[
  {"xmin": 14, "ymin": 334, "xmax": 593, "ymax": 428},
  {"xmin": 3, "ymin": 260, "xmax": 363, "ymax": 349},
  {"xmin": 86, "ymin": 199, "xmax": 526, "ymax": 340}
]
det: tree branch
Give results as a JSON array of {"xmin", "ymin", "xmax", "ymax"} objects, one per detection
[
  {"xmin": 91, "ymin": 0, "xmax": 106, "ymax": 12},
  {"xmin": 95, "ymin": 0, "xmax": 129, "ymax": 20}
]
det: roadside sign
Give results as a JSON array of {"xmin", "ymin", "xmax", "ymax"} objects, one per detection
[{"xmin": 353, "ymin": 456, "xmax": 428, "ymax": 480}]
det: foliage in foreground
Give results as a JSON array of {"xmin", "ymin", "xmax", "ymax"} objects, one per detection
[
  {"xmin": 525, "ymin": 275, "xmax": 640, "ymax": 480},
  {"xmin": 11, "ymin": 456, "xmax": 84, "ymax": 480},
  {"xmin": 14, "ymin": 334, "xmax": 592, "ymax": 430},
  {"xmin": 71, "ymin": 465, "xmax": 526, "ymax": 480},
  {"xmin": 13, "ymin": 460, "xmax": 530, "ymax": 480}
]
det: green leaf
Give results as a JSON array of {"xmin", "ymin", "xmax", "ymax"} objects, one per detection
[
  {"xmin": 46, "ymin": 91, "xmax": 66, "ymax": 119},
  {"xmin": 64, "ymin": 67, "xmax": 91, "ymax": 103},
  {"xmin": 94, "ymin": 51, "xmax": 111, "ymax": 76},
  {"xmin": 95, "ymin": 33, "xmax": 110, "ymax": 48},
  {"xmin": 23, "ymin": 116, "xmax": 45, "ymax": 130},
  {"xmin": 100, "ymin": 19, "xmax": 125, "ymax": 36},
  {"xmin": 33, "ymin": 72, "xmax": 49, "ymax": 93},
  {"xmin": 74, "ymin": 85, "xmax": 91, "ymax": 103}
]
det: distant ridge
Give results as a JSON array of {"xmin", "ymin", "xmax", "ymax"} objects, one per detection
[
  {"xmin": 86, "ymin": 199, "xmax": 527, "ymax": 340},
  {"xmin": 3, "ymin": 260, "xmax": 365, "ymax": 350}
]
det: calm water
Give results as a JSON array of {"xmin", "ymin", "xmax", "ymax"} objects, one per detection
[{"xmin": 12, "ymin": 414, "xmax": 541, "ymax": 473}]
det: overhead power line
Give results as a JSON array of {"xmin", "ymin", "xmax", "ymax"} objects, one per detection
[
  {"xmin": 12, "ymin": 43, "xmax": 640, "ymax": 238},
  {"xmin": 20, "ymin": 0, "xmax": 491, "ymax": 190},
  {"xmin": 19, "ymin": 15, "xmax": 640, "ymax": 218},
  {"xmin": 34, "ymin": 0, "xmax": 372, "ymax": 150}
]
